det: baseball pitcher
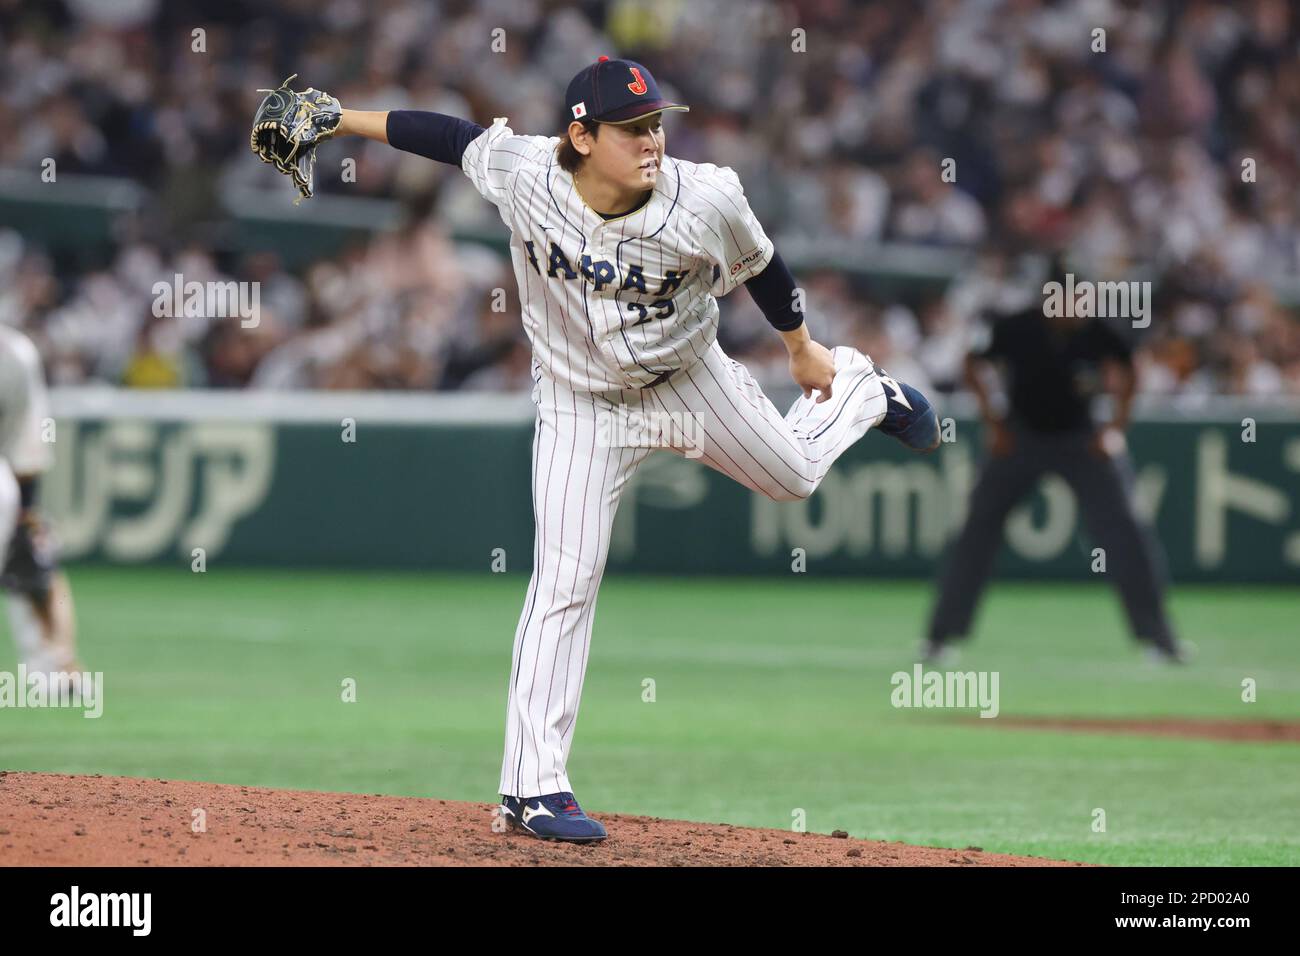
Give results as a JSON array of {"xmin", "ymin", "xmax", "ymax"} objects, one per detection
[{"xmin": 252, "ymin": 58, "xmax": 941, "ymax": 842}]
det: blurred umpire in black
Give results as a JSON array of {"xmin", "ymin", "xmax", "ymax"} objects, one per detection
[{"xmin": 923, "ymin": 269, "xmax": 1188, "ymax": 663}]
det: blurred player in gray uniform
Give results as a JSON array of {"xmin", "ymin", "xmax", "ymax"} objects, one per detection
[{"xmin": 0, "ymin": 326, "xmax": 82, "ymax": 686}]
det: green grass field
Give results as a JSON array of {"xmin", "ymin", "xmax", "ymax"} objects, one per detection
[{"xmin": 2, "ymin": 567, "xmax": 1296, "ymax": 865}]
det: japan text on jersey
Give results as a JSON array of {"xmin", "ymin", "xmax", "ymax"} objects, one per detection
[{"xmin": 462, "ymin": 117, "xmax": 774, "ymax": 392}]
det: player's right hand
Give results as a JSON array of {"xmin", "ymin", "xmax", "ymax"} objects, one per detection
[
  {"xmin": 789, "ymin": 340, "xmax": 836, "ymax": 403},
  {"xmin": 986, "ymin": 419, "xmax": 1014, "ymax": 457}
]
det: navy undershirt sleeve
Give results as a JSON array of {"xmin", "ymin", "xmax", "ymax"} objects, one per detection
[
  {"xmin": 386, "ymin": 111, "xmax": 486, "ymax": 166},
  {"xmin": 742, "ymin": 249, "xmax": 803, "ymax": 332}
]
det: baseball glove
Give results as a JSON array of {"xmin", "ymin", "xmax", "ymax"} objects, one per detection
[
  {"xmin": 250, "ymin": 74, "xmax": 342, "ymax": 202},
  {"xmin": 0, "ymin": 512, "xmax": 57, "ymax": 607}
]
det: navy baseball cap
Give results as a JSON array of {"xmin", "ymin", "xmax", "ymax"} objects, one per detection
[{"xmin": 564, "ymin": 56, "xmax": 689, "ymax": 125}]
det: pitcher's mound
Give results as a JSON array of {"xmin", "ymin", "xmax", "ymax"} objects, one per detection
[{"xmin": 0, "ymin": 771, "xmax": 1084, "ymax": 867}]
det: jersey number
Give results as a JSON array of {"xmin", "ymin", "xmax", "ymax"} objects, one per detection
[{"xmin": 627, "ymin": 299, "xmax": 675, "ymax": 326}]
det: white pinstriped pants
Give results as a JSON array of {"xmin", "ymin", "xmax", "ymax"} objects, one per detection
[{"xmin": 500, "ymin": 340, "xmax": 887, "ymax": 797}]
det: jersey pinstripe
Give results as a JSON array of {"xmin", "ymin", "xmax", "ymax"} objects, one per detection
[{"xmin": 461, "ymin": 116, "xmax": 774, "ymax": 392}]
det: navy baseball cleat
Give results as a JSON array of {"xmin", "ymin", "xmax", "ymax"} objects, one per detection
[
  {"xmin": 499, "ymin": 792, "xmax": 608, "ymax": 843},
  {"xmin": 874, "ymin": 366, "xmax": 941, "ymax": 452}
]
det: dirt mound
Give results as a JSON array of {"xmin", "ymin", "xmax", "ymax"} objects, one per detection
[
  {"xmin": 986, "ymin": 717, "xmax": 1300, "ymax": 743},
  {"xmin": 0, "ymin": 772, "xmax": 1083, "ymax": 867}
]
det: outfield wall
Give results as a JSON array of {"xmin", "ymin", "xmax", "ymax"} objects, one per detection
[{"xmin": 44, "ymin": 389, "xmax": 1300, "ymax": 583}]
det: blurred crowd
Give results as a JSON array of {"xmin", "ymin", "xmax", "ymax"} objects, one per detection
[{"xmin": 1, "ymin": 0, "xmax": 1298, "ymax": 397}]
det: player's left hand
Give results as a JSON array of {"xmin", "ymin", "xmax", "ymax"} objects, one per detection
[
  {"xmin": 788, "ymin": 340, "xmax": 836, "ymax": 403},
  {"xmin": 250, "ymin": 74, "xmax": 343, "ymax": 202}
]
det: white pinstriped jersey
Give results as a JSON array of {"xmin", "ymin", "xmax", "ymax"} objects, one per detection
[{"xmin": 461, "ymin": 116, "xmax": 774, "ymax": 392}]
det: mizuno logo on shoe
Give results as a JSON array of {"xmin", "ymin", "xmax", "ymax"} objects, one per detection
[
  {"xmin": 878, "ymin": 372, "xmax": 912, "ymax": 410},
  {"xmin": 521, "ymin": 802, "xmax": 555, "ymax": 825}
]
